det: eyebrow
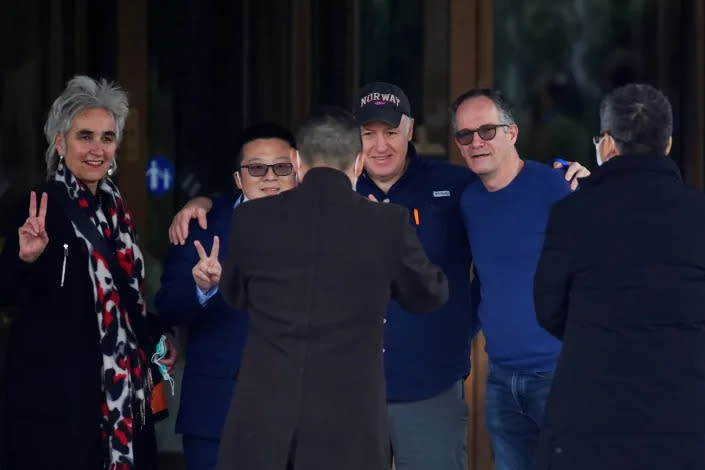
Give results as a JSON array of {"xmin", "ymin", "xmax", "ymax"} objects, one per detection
[
  {"xmin": 242, "ymin": 156, "xmax": 290, "ymax": 163},
  {"xmin": 75, "ymin": 129, "xmax": 116, "ymax": 137}
]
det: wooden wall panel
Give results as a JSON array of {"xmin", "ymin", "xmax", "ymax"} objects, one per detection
[
  {"xmin": 118, "ymin": 0, "xmax": 148, "ymax": 233},
  {"xmin": 684, "ymin": 0, "xmax": 705, "ymax": 190},
  {"xmin": 450, "ymin": 2, "xmax": 495, "ymax": 467}
]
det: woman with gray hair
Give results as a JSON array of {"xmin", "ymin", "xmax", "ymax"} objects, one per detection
[{"xmin": 0, "ymin": 76, "xmax": 172, "ymax": 469}]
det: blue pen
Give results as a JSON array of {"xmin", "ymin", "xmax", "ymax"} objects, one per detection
[
  {"xmin": 553, "ymin": 158, "xmax": 570, "ymax": 168},
  {"xmin": 553, "ymin": 157, "xmax": 582, "ymax": 190}
]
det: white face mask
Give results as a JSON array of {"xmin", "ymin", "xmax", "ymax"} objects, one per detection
[
  {"xmin": 594, "ymin": 140, "xmax": 604, "ymax": 167},
  {"xmin": 352, "ymin": 154, "xmax": 360, "ymax": 191}
]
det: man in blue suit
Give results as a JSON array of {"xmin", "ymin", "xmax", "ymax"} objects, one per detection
[{"xmin": 155, "ymin": 123, "xmax": 298, "ymax": 470}]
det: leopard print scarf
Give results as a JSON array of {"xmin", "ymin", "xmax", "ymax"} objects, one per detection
[{"xmin": 54, "ymin": 161, "xmax": 151, "ymax": 469}]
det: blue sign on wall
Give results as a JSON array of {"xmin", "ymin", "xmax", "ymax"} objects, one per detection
[{"xmin": 146, "ymin": 156, "xmax": 175, "ymax": 195}]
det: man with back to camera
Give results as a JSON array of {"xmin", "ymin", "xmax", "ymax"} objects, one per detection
[
  {"xmin": 534, "ymin": 83, "xmax": 705, "ymax": 470},
  {"xmin": 155, "ymin": 123, "xmax": 297, "ymax": 469},
  {"xmin": 215, "ymin": 107, "xmax": 449, "ymax": 470},
  {"xmin": 451, "ymin": 88, "xmax": 589, "ymax": 470}
]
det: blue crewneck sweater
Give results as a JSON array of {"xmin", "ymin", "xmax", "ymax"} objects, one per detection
[{"xmin": 460, "ymin": 160, "xmax": 570, "ymax": 371}]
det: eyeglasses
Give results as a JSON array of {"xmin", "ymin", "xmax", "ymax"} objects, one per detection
[
  {"xmin": 240, "ymin": 162, "xmax": 294, "ymax": 177},
  {"xmin": 593, "ymin": 131, "xmax": 625, "ymax": 145},
  {"xmin": 455, "ymin": 124, "xmax": 510, "ymax": 145},
  {"xmin": 592, "ymin": 132, "xmax": 607, "ymax": 145}
]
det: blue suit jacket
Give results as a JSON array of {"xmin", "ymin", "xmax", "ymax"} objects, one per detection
[{"xmin": 155, "ymin": 196, "xmax": 248, "ymax": 439}]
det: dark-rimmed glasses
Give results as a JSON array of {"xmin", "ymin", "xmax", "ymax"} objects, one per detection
[
  {"xmin": 240, "ymin": 162, "xmax": 294, "ymax": 177},
  {"xmin": 455, "ymin": 124, "xmax": 510, "ymax": 145}
]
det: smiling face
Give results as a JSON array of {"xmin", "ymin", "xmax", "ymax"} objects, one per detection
[
  {"xmin": 360, "ymin": 115, "xmax": 413, "ymax": 190},
  {"xmin": 235, "ymin": 137, "xmax": 297, "ymax": 199},
  {"xmin": 55, "ymin": 107, "xmax": 117, "ymax": 194},
  {"xmin": 454, "ymin": 96, "xmax": 518, "ymax": 180}
]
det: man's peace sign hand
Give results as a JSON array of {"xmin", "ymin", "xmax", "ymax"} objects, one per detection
[
  {"xmin": 192, "ymin": 235, "xmax": 222, "ymax": 293},
  {"xmin": 18, "ymin": 191, "xmax": 49, "ymax": 263}
]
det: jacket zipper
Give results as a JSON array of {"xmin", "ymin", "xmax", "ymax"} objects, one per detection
[{"xmin": 60, "ymin": 243, "xmax": 68, "ymax": 287}]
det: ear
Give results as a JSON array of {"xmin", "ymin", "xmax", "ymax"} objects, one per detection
[
  {"xmin": 233, "ymin": 171, "xmax": 242, "ymax": 190},
  {"xmin": 354, "ymin": 152, "xmax": 365, "ymax": 178},
  {"xmin": 507, "ymin": 124, "xmax": 519, "ymax": 145},
  {"xmin": 602, "ymin": 133, "xmax": 620, "ymax": 160},
  {"xmin": 289, "ymin": 148, "xmax": 298, "ymax": 166},
  {"xmin": 665, "ymin": 136, "xmax": 673, "ymax": 156},
  {"xmin": 54, "ymin": 134, "xmax": 66, "ymax": 156},
  {"xmin": 406, "ymin": 118, "xmax": 415, "ymax": 142}
]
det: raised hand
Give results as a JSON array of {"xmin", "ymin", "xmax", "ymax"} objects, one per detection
[
  {"xmin": 554, "ymin": 160, "xmax": 591, "ymax": 191},
  {"xmin": 168, "ymin": 197, "xmax": 214, "ymax": 245},
  {"xmin": 18, "ymin": 191, "xmax": 49, "ymax": 263},
  {"xmin": 192, "ymin": 235, "xmax": 221, "ymax": 293}
]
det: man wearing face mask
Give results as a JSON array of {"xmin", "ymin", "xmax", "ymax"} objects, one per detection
[
  {"xmin": 534, "ymin": 83, "xmax": 705, "ymax": 470},
  {"xmin": 155, "ymin": 123, "xmax": 297, "ymax": 470},
  {"xmin": 215, "ymin": 107, "xmax": 449, "ymax": 470}
]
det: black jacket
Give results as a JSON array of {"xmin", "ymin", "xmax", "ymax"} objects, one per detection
[
  {"xmin": 533, "ymin": 154, "xmax": 705, "ymax": 470},
  {"xmin": 216, "ymin": 167, "xmax": 449, "ymax": 470},
  {"xmin": 0, "ymin": 182, "xmax": 158, "ymax": 470}
]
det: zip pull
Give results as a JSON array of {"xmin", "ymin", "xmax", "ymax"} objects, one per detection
[{"xmin": 60, "ymin": 243, "xmax": 68, "ymax": 287}]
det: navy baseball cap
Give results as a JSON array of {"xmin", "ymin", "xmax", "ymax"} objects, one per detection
[{"xmin": 352, "ymin": 82, "xmax": 411, "ymax": 127}]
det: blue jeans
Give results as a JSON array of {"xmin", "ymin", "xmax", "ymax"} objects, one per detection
[
  {"xmin": 387, "ymin": 379, "xmax": 468, "ymax": 470},
  {"xmin": 485, "ymin": 363, "xmax": 554, "ymax": 470}
]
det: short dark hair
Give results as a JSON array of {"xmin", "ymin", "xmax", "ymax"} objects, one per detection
[
  {"xmin": 599, "ymin": 83, "xmax": 673, "ymax": 155},
  {"xmin": 449, "ymin": 88, "xmax": 516, "ymax": 131},
  {"xmin": 234, "ymin": 122, "xmax": 296, "ymax": 170},
  {"xmin": 295, "ymin": 106, "xmax": 362, "ymax": 170}
]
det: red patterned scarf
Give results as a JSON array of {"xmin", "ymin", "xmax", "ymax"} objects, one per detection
[{"xmin": 54, "ymin": 161, "xmax": 151, "ymax": 469}]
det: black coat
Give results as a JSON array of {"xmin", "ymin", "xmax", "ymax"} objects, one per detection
[
  {"xmin": 533, "ymin": 154, "xmax": 705, "ymax": 470},
  {"xmin": 216, "ymin": 167, "xmax": 449, "ymax": 470},
  {"xmin": 0, "ymin": 182, "xmax": 157, "ymax": 470}
]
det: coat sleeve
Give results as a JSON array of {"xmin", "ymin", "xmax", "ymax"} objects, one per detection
[
  {"xmin": 0, "ymin": 206, "xmax": 34, "ymax": 307},
  {"xmin": 390, "ymin": 211, "xmax": 449, "ymax": 313},
  {"xmin": 220, "ymin": 209, "xmax": 247, "ymax": 311},
  {"xmin": 534, "ymin": 205, "xmax": 574, "ymax": 339}
]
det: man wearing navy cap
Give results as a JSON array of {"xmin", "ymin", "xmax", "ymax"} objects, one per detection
[{"xmin": 352, "ymin": 81, "xmax": 477, "ymax": 470}]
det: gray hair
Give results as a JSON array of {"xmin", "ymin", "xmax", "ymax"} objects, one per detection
[
  {"xmin": 449, "ymin": 88, "xmax": 516, "ymax": 132},
  {"xmin": 599, "ymin": 83, "xmax": 673, "ymax": 155},
  {"xmin": 296, "ymin": 107, "xmax": 362, "ymax": 170},
  {"xmin": 44, "ymin": 75, "xmax": 129, "ymax": 179}
]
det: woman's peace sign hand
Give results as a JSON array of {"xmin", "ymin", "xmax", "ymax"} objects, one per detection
[{"xmin": 18, "ymin": 191, "xmax": 49, "ymax": 263}]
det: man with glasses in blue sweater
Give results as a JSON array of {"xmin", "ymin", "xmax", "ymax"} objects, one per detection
[{"xmin": 452, "ymin": 88, "xmax": 588, "ymax": 470}]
